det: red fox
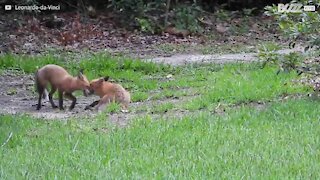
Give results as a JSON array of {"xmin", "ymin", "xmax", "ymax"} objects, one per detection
[
  {"xmin": 85, "ymin": 76, "xmax": 130, "ymax": 112},
  {"xmin": 35, "ymin": 64, "xmax": 90, "ymax": 110}
]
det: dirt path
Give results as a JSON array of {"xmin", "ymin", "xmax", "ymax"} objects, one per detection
[
  {"xmin": 0, "ymin": 73, "xmax": 98, "ymax": 119},
  {"xmin": 0, "ymin": 72, "xmax": 193, "ymax": 125},
  {"xmin": 146, "ymin": 47, "xmax": 303, "ymax": 66}
]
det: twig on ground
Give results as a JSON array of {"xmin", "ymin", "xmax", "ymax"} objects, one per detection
[
  {"xmin": 1, "ymin": 132, "xmax": 13, "ymax": 148},
  {"xmin": 72, "ymin": 138, "xmax": 80, "ymax": 152}
]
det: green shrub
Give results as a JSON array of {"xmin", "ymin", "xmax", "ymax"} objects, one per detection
[
  {"xmin": 173, "ymin": 4, "xmax": 203, "ymax": 33},
  {"xmin": 264, "ymin": 0, "xmax": 320, "ymax": 76}
]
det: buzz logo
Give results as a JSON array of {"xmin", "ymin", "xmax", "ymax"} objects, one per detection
[{"xmin": 278, "ymin": 3, "xmax": 304, "ymax": 13}]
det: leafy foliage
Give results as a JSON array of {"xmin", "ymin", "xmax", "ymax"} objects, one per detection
[
  {"xmin": 173, "ymin": 4, "xmax": 203, "ymax": 33},
  {"xmin": 279, "ymin": 52, "xmax": 304, "ymax": 73},
  {"xmin": 135, "ymin": 17, "xmax": 155, "ymax": 34},
  {"xmin": 263, "ymin": 0, "xmax": 320, "ymax": 81},
  {"xmin": 265, "ymin": 0, "xmax": 320, "ymax": 49},
  {"xmin": 257, "ymin": 43, "xmax": 304, "ymax": 74},
  {"xmin": 257, "ymin": 42, "xmax": 281, "ymax": 68}
]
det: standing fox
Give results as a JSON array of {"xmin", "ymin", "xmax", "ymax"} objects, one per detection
[
  {"xmin": 35, "ymin": 64, "xmax": 90, "ymax": 110},
  {"xmin": 85, "ymin": 76, "xmax": 130, "ymax": 112}
]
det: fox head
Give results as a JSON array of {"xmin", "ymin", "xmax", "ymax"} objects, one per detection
[
  {"xmin": 76, "ymin": 69, "xmax": 90, "ymax": 96},
  {"xmin": 88, "ymin": 76, "xmax": 109, "ymax": 95}
]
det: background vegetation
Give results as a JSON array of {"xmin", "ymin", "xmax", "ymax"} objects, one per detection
[{"xmin": 1, "ymin": 0, "xmax": 291, "ymax": 34}]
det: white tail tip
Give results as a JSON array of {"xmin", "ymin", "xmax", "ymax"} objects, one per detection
[{"xmin": 42, "ymin": 89, "xmax": 49, "ymax": 101}]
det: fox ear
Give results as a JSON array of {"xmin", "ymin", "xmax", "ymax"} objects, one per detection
[
  {"xmin": 103, "ymin": 76, "xmax": 109, "ymax": 81},
  {"xmin": 98, "ymin": 78, "xmax": 104, "ymax": 83},
  {"xmin": 78, "ymin": 69, "xmax": 84, "ymax": 79},
  {"xmin": 97, "ymin": 74, "xmax": 108, "ymax": 81}
]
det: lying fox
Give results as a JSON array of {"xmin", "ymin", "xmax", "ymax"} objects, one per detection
[
  {"xmin": 85, "ymin": 76, "xmax": 130, "ymax": 112},
  {"xmin": 35, "ymin": 64, "xmax": 90, "ymax": 110}
]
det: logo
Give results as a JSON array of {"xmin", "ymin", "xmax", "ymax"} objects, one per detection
[
  {"xmin": 304, "ymin": 5, "xmax": 316, "ymax": 11},
  {"xmin": 278, "ymin": 3, "xmax": 303, "ymax": 13},
  {"xmin": 4, "ymin": 5, "xmax": 12, "ymax": 10}
]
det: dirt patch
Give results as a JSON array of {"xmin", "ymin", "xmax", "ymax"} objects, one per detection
[
  {"xmin": 0, "ymin": 72, "xmax": 196, "ymax": 126},
  {"xmin": 0, "ymin": 72, "xmax": 101, "ymax": 120},
  {"xmin": 0, "ymin": 73, "xmax": 203, "ymax": 126},
  {"xmin": 145, "ymin": 47, "xmax": 304, "ymax": 66}
]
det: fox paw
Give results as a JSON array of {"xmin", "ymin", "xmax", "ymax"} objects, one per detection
[
  {"xmin": 84, "ymin": 106, "xmax": 92, "ymax": 110},
  {"xmin": 69, "ymin": 106, "xmax": 75, "ymax": 111},
  {"xmin": 121, "ymin": 109, "xmax": 129, "ymax": 113}
]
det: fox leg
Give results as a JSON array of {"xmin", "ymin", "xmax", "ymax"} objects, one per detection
[
  {"xmin": 58, "ymin": 90, "xmax": 64, "ymax": 110},
  {"xmin": 49, "ymin": 86, "xmax": 58, "ymax": 108},
  {"xmin": 84, "ymin": 100, "xmax": 100, "ymax": 110},
  {"xmin": 64, "ymin": 93, "xmax": 77, "ymax": 110},
  {"xmin": 35, "ymin": 70, "xmax": 43, "ymax": 110},
  {"xmin": 121, "ymin": 103, "xmax": 129, "ymax": 113},
  {"xmin": 36, "ymin": 89, "xmax": 43, "ymax": 110},
  {"xmin": 95, "ymin": 95, "xmax": 113, "ymax": 111},
  {"xmin": 42, "ymin": 88, "xmax": 49, "ymax": 101}
]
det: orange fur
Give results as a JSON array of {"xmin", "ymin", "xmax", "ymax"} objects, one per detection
[
  {"xmin": 35, "ymin": 64, "xmax": 90, "ymax": 110},
  {"xmin": 87, "ymin": 77, "xmax": 130, "ymax": 111}
]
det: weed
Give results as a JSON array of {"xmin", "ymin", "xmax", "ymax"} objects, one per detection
[
  {"xmin": 104, "ymin": 102, "xmax": 122, "ymax": 114},
  {"xmin": 6, "ymin": 88, "xmax": 17, "ymax": 95},
  {"xmin": 151, "ymin": 102, "xmax": 174, "ymax": 114},
  {"xmin": 132, "ymin": 91, "xmax": 149, "ymax": 102}
]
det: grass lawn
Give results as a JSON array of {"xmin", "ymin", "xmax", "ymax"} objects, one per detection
[{"xmin": 0, "ymin": 53, "xmax": 319, "ymax": 179}]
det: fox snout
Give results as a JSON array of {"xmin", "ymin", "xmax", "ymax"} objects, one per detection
[
  {"xmin": 86, "ymin": 84, "xmax": 96, "ymax": 96},
  {"xmin": 88, "ymin": 88, "xmax": 95, "ymax": 95},
  {"xmin": 81, "ymin": 83, "xmax": 91, "ymax": 97},
  {"xmin": 83, "ymin": 89, "xmax": 90, "ymax": 97}
]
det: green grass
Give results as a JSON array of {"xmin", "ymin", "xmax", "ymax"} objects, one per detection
[
  {"xmin": 131, "ymin": 91, "xmax": 149, "ymax": 102},
  {"xmin": 0, "ymin": 53, "xmax": 318, "ymax": 178},
  {"xmin": 1, "ymin": 99, "xmax": 320, "ymax": 178},
  {"xmin": 183, "ymin": 65, "xmax": 308, "ymax": 110},
  {"xmin": 150, "ymin": 102, "xmax": 175, "ymax": 113},
  {"xmin": 104, "ymin": 102, "xmax": 122, "ymax": 113}
]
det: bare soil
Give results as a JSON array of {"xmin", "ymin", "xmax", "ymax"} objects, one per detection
[
  {"xmin": 0, "ymin": 73, "xmax": 96, "ymax": 119},
  {"xmin": 0, "ymin": 72, "xmax": 197, "ymax": 125},
  {"xmin": 146, "ymin": 47, "xmax": 304, "ymax": 66}
]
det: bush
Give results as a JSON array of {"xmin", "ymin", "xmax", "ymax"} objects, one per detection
[
  {"xmin": 263, "ymin": 0, "xmax": 320, "ymax": 76},
  {"xmin": 173, "ymin": 4, "xmax": 203, "ymax": 33},
  {"xmin": 265, "ymin": 0, "xmax": 320, "ymax": 50}
]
